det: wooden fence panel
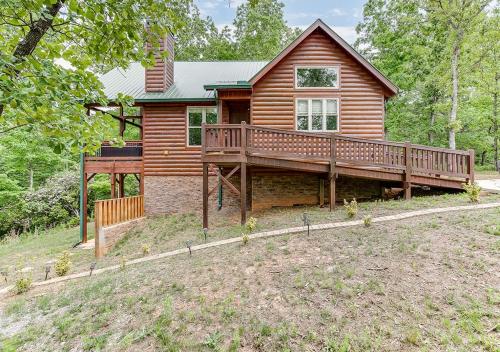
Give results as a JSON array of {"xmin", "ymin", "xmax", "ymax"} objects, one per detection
[{"xmin": 94, "ymin": 195, "xmax": 145, "ymax": 257}]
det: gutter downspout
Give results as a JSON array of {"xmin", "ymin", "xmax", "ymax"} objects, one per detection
[{"xmin": 79, "ymin": 144, "xmax": 84, "ymax": 243}]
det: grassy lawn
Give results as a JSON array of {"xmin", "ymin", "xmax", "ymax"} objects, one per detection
[
  {"xmin": 0, "ymin": 193, "xmax": 499, "ymax": 351},
  {"xmin": 1, "ymin": 193, "xmax": 500, "ymax": 287},
  {"xmin": 0, "ymin": 203, "xmax": 498, "ymax": 351}
]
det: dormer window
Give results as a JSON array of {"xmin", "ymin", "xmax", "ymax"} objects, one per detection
[{"xmin": 295, "ymin": 66, "xmax": 339, "ymax": 89}]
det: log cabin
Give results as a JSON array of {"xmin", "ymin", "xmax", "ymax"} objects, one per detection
[{"xmin": 81, "ymin": 19, "xmax": 474, "ymax": 241}]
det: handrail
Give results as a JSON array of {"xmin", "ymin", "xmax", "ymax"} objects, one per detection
[
  {"xmin": 85, "ymin": 140, "xmax": 143, "ymax": 159},
  {"xmin": 202, "ymin": 123, "xmax": 475, "ymax": 182}
]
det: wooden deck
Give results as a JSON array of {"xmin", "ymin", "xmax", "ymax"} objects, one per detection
[
  {"xmin": 201, "ymin": 123, "xmax": 474, "ymax": 227},
  {"xmin": 84, "ymin": 141, "xmax": 143, "ymax": 174}
]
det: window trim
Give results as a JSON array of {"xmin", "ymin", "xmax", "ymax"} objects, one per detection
[
  {"xmin": 294, "ymin": 65, "xmax": 340, "ymax": 90},
  {"xmin": 295, "ymin": 98, "xmax": 340, "ymax": 132},
  {"xmin": 186, "ymin": 106, "xmax": 218, "ymax": 147}
]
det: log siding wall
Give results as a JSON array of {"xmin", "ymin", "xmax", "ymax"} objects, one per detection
[
  {"xmin": 142, "ymin": 28, "xmax": 389, "ymax": 176},
  {"xmin": 251, "ymin": 28, "xmax": 386, "ymax": 139},
  {"xmin": 143, "ymin": 103, "xmax": 215, "ymax": 176}
]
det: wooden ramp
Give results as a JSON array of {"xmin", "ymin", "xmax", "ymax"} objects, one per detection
[{"xmin": 201, "ymin": 123, "xmax": 475, "ymax": 227}]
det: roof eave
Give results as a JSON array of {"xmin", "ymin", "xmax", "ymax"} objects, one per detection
[{"xmin": 133, "ymin": 97, "xmax": 216, "ymax": 103}]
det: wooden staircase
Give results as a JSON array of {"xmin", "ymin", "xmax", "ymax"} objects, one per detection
[{"xmin": 201, "ymin": 123, "xmax": 475, "ymax": 226}]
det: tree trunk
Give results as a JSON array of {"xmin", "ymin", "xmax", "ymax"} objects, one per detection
[
  {"xmin": 428, "ymin": 107, "xmax": 436, "ymax": 144},
  {"xmin": 29, "ymin": 167, "xmax": 34, "ymax": 191},
  {"xmin": 0, "ymin": 1, "xmax": 64, "ymax": 118},
  {"xmin": 480, "ymin": 150, "xmax": 486, "ymax": 165},
  {"xmin": 494, "ymin": 75, "xmax": 498, "ymax": 171},
  {"xmin": 449, "ymin": 38, "xmax": 461, "ymax": 150}
]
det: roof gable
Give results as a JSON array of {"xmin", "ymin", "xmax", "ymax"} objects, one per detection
[{"xmin": 249, "ymin": 19, "xmax": 398, "ymax": 96}]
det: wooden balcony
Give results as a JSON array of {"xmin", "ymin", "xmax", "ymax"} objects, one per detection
[{"xmin": 84, "ymin": 141, "xmax": 143, "ymax": 174}]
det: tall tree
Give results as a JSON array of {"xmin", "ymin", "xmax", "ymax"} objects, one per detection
[
  {"xmin": 175, "ymin": 5, "xmax": 237, "ymax": 61},
  {"xmin": 461, "ymin": 7, "xmax": 499, "ymax": 168},
  {"xmin": 0, "ymin": 130, "xmax": 76, "ymax": 190},
  {"xmin": 0, "ymin": 0, "xmax": 191, "ymax": 151},
  {"xmin": 233, "ymin": 0, "xmax": 301, "ymax": 60},
  {"xmin": 425, "ymin": 0, "xmax": 491, "ymax": 149},
  {"xmin": 355, "ymin": 0, "xmax": 447, "ymax": 145}
]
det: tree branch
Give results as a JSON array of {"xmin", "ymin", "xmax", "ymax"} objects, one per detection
[
  {"xmin": 0, "ymin": 0, "xmax": 65, "ymax": 117},
  {"xmin": 0, "ymin": 123, "xmax": 29, "ymax": 135}
]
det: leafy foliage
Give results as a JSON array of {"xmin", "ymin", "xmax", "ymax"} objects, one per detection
[
  {"xmin": 0, "ymin": 0, "xmax": 191, "ymax": 151},
  {"xmin": 54, "ymin": 251, "xmax": 72, "ymax": 276},
  {"xmin": 462, "ymin": 181, "xmax": 481, "ymax": 203},
  {"xmin": 343, "ymin": 199, "xmax": 358, "ymax": 218},
  {"xmin": 356, "ymin": 0, "xmax": 499, "ymax": 168},
  {"xmin": 14, "ymin": 274, "xmax": 32, "ymax": 294},
  {"xmin": 176, "ymin": 0, "xmax": 301, "ymax": 61}
]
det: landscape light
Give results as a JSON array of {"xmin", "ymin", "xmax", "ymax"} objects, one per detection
[
  {"xmin": 44, "ymin": 265, "xmax": 51, "ymax": 280},
  {"xmin": 203, "ymin": 228, "xmax": 208, "ymax": 242},
  {"xmin": 186, "ymin": 240, "xmax": 192, "ymax": 255},
  {"xmin": 302, "ymin": 212, "xmax": 308, "ymax": 226},
  {"xmin": 1, "ymin": 271, "xmax": 7, "ymax": 282},
  {"xmin": 89, "ymin": 262, "xmax": 96, "ymax": 277}
]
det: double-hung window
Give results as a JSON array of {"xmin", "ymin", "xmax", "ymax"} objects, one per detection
[
  {"xmin": 296, "ymin": 98, "xmax": 339, "ymax": 132},
  {"xmin": 187, "ymin": 107, "xmax": 217, "ymax": 146}
]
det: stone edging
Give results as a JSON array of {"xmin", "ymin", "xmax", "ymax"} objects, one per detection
[{"xmin": 1, "ymin": 202, "xmax": 499, "ymax": 298}]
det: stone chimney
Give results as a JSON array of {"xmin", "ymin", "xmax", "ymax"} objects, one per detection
[{"xmin": 145, "ymin": 33, "xmax": 174, "ymax": 92}]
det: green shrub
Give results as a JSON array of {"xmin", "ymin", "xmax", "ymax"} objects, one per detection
[
  {"xmin": 462, "ymin": 181, "xmax": 481, "ymax": 203},
  {"xmin": 245, "ymin": 217, "xmax": 257, "ymax": 233},
  {"xmin": 363, "ymin": 215, "xmax": 372, "ymax": 227},
  {"xmin": 141, "ymin": 243, "xmax": 151, "ymax": 256},
  {"xmin": 14, "ymin": 275, "xmax": 32, "ymax": 294},
  {"xmin": 54, "ymin": 251, "xmax": 72, "ymax": 276},
  {"xmin": 343, "ymin": 198, "xmax": 358, "ymax": 218},
  {"xmin": 242, "ymin": 233, "xmax": 249, "ymax": 245}
]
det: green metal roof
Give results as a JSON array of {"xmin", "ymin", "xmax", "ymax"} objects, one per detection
[{"xmin": 100, "ymin": 61, "xmax": 267, "ymax": 102}]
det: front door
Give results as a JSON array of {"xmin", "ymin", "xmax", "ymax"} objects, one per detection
[{"xmin": 227, "ymin": 100, "xmax": 250, "ymax": 124}]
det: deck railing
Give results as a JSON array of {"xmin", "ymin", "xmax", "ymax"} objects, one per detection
[
  {"xmin": 202, "ymin": 123, "xmax": 474, "ymax": 181},
  {"xmin": 85, "ymin": 141, "xmax": 143, "ymax": 160}
]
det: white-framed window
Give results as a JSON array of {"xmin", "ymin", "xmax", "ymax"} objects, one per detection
[
  {"xmin": 187, "ymin": 107, "xmax": 217, "ymax": 146},
  {"xmin": 296, "ymin": 98, "xmax": 339, "ymax": 132},
  {"xmin": 295, "ymin": 66, "xmax": 339, "ymax": 89}
]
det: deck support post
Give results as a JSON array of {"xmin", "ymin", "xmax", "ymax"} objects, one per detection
[
  {"xmin": 467, "ymin": 149, "xmax": 475, "ymax": 183},
  {"xmin": 329, "ymin": 135, "xmax": 337, "ymax": 211},
  {"xmin": 82, "ymin": 171, "xmax": 88, "ymax": 243},
  {"xmin": 139, "ymin": 172, "xmax": 144, "ymax": 195},
  {"xmin": 240, "ymin": 122, "xmax": 248, "ymax": 224},
  {"xmin": 111, "ymin": 173, "xmax": 116, "ymax": 198},
  {"xmin": 119, "ymin": 174, "xmax": 125, "ymax": 198},
  {"xmin": 203, "ymin": 162, "xmax": 209, "ymax": 229},
  {"xmin": 319, "ymin": 179, "xmax": 325, "ymax": 207},
  {"xmin": 404, "ymin": 142, "xmax": 412, "ymax": 200},
  {"xmin": 240, "ymin": 162, "xmax": 247, "ymax": 225}
]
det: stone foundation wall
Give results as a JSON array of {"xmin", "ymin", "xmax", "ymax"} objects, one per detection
[
  {"xmin": 144, "ymin": 173, "xmax": 382, "ymax": 216},
  {"xmin": 144, "ymin": 175, "xmax": 241, "ymax": 217},
  {"xmin": 96, "ymin": 217, "xmax": 144, "ymax": 257},
  {"xmin": 251, "ymin": 173, "xmax": 381, "ymax": 211}
]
